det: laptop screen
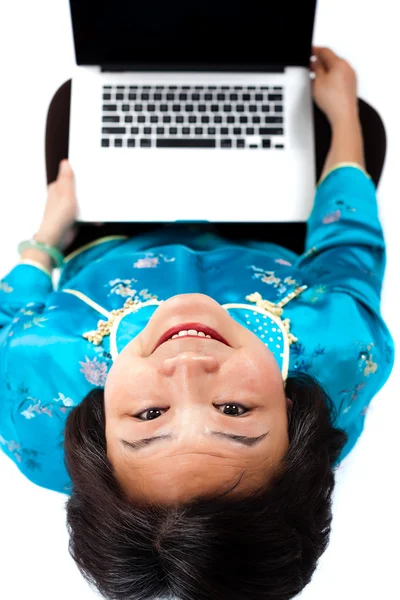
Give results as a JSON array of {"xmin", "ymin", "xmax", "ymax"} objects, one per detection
[{"xmin": 69, "ymin": 0, "xmax": 317, "ymax": 70}]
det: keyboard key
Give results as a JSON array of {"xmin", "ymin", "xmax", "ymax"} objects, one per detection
[
  {"xmin": 201, "ymin": 116, "xmax": 210, "ymax": 124},
  {"xmin": 160, "ymin": 104, "xmax": 168, "ymax": 112},
  {"xmin": 116, "ymin": 86, "xmax": 125, "ymax": 89},
  {"xmin": 195, "ymin": 86, "xmax": 204, "ymax": 90},
  {"xmin": 103, "ymin": 104, "xmax": 117, "ymax": 111},
  {"xmin": 157, "ymin": 138, "xmax": 216, "ymax": 148},
  {"xmin": 156, "ymin": 127, "xmax": 165, "ymax": 135},
  {"xmin": 129, "ymin": 85, "xmax": 138, "ymax": 90},
  {"xmin": 227, "ymin": 116, "xmax": 235, "ymax": 124},
  {"xmin": 127, "ymin": 139, "xmax": 136, "ymax": 147},
  {"xmin": 208, "ymin": 85, "xmax": 217, "ymax": 89},
  {"xmin": 189, "ymin": 116, "xmax": 197, "ymax": 123},
  {"xmin": 138, "ymin": 116, "xmax": 146, "ymax": 123},
  {"xmin": 155, "ymin": 85, "xmax": 164, "ymax": 89},
  {"xmin": 185, "ymin": 104, "xmax": 194, "ymax": 112},
  {"xmin": 261, "ymin": 105, "xmax": 270, "ymax": 112},
  {"xmin": 134, "ymin": 104, "xmax": 143, "ymax": 111},
  {"xmin": 252, "ymin": 116, "xmax": 261, "ymax": 124},
  {"xmin": 265, "ymin": 116, "xmax": 283, "ymax": 123},
  {"xmin": 233, "ymin": 127, "xmax": 242, "ymax": 135},
  {"xmin": 140, "ymin": 139, "xmax": 152, "ymax": 147},
  {"xmin": 182, "ymin": 85, "xmax": 191, "ymax": 90},
  {"xmin": 236, "ymin": 139, "xmax": 245, "ymax": 148},
  {"xmin": 223, "ymin": 105, "xmax": 232, "ymax": 112},
  {"xmin": 150, "ymin": 115, "xmax": 159, "ymax": 123},
  {"xmin": 275, "ymin": 144, "xmax": 285, "ymax": 148},
  {"xmin": 236, "ymin": 105, "xmax": 244, "ymax": 112},
  {"xmin": 173, "ymin": 104, "xmax": 181, "ymax": 112},
  {"xmin": 122, "ymin": 104, "xmax": 130, "ymax": 112},
  {"xmin": 154, "ymin": 93, "xmax": 162, "ymax": 101},
  {"xmin": 128, "ymin": 93, "xmax": 137, "ymax": 100},
  {"xmin": 217, "ymin": 93, "xmax": 225, "ymax": 101},
  {"xmin": 275, "ymin": 105, "xmax": 283, "ymax": 113},
  {"xmin": 221, "ymin": 86, "xmax": 230, "ymax": 90},
  {"xmin": 114, "ymin": 139, "xmax": 123, "ymax": 147},
  {"xmin": 221, "ymin": 127, "xmax": 229, "ymax": 135},
  {"xmin": 141, "ymin": 93, "xmax": 150, "ymax": 101},
  {"xmin": 211, "ymin": 105, "xmax": 219, "ymax": 112},
  {"xmin": 179, "ymin": 93, "xmax": 188, "ymax": 101},
  {"xmin": 102, "ymin": 127, "xmax": 126, "ymax": 134},
  {"xmin": 214, "ymin": 116, "xmax": 223, "ymax": 123},
  {"xmin": 147, "ymin": 104, "xmax": 156, "ymax": 112},
  {"xmin": 198, "ymin": 104, "xmax": 207, "ymax": 112},
  {"xmin": 182, "ymin": 127, "xmax": 191, "ymax": 135},
  {"xmin": 259, "ymin": 127, "xmax": 284, "ymax": 135},
  {"xmin": 163, "ymin": 115, "xmax": 172, "ymax": 123},
  {"xmin": 221, "ymin": 139, "xmax": 232, "ymax": 148},
  {"xmin": 230, "ymin": 93, "xmax": 238, "ymax": 101},
  {"xmin": 103, "ymin": 85, "xmax": 112, "ymax": 89},
  {"xmin": 208, "ymin": 127, "xmax": 216, "ymax": 135},
  {"xmin": 195, "ymin": 127, "xmax": 203, "ymax": 135},
  {"xmin": 103, "ymin": 93, "xmax": 111, "ymax": 100},
  {"xmin": 246, "ymin": 127, "xmax": 255, "ymax": 135},
  {"xmin": 142, "ymin": 86, "xmax": 151, "ymax": 90},
  {"xmin": 268, "ymin": 94, "xmax": 283, "ymax": 101},
  {"xmin": 239, "ymin": 116, "xmax": 248, "ymax": 124},
  {"xmin": 124, "ymin": 116, "xmax": 133, "ymax": 123},
  {"xmin": 204, "ymin": 93, "xmax": 213, "ymax": 101},
  {"xmin": 131, "ymin": 127, "xmax": 139, "ymax": 135},
  {"xmin": 101, "ymin": 138, "xmax": 110, "ymax": 147},
  {"xmin": 144, "ymin": 127, "xmax": 152, "ymax": 135},
  {"xmin": 273, "ymin": 86, "xmax": 283, "ymax": 90},
  {"xmin": 262, "ymin": 139, "xmax": 271, "ymax": 148},
  {"xmin": 103, "ymin": 116, "xmax": 120, "ymax": 123},
  {"xmin": 260, "ymin": 86, "xmax": 269, "ymax": 90},
  {"xmin": 168, "ymin": 86, "xmax": 177, "ymax": 90},
  {"xmin": 247, "ymin": 86, "xmax": 256, "ymax": 90},
  {"xmin": 255, "ymin": 94, "xmax": 263, "ymax": 101},
  {"xmin": 176, "ymin": 116, "xmax": 184, "ymax": 123},
  {"xmin": 116, "ymin": 93, "xmax": 124, "ymax": 100},
  {"xmin": 242, "ymin": 94, "xmax": 251, "ymax": 101},
  {"xmin": 167, "ymin": 93, "xmax": 175, "ymax": 101},
  {"xmin": 234, "ymin": 86, "xmax": 243, "ymax": 90},
  {"xmin": 169, "ymin": 127, "xmax": 178, "ymax": 135},
  {"xmin": 192, "ymin": 93, "xmax": 200, "ymax": 101}
]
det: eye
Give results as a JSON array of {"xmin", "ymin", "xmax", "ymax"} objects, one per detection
[
  {"xmin": 134, "ymin": 408, "xmax": 167, "ymax": 421},
  {"xmin": 215, "ymin": 403, "xmax": 249, "ymax": 416}
]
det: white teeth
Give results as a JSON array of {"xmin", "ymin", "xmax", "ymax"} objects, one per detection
[{"xmin": 168, "ymin": 329, "xmax": 214, "ymax": 341}]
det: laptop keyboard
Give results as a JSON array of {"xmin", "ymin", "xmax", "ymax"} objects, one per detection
[{"xmin": 101, "ymin": 84, "xmax": 285, "ymax": 150}]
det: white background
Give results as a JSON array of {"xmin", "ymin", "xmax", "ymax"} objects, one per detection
[{"xmin": 0, "ymin": 1, "xmax": 399, "ymax": 598}]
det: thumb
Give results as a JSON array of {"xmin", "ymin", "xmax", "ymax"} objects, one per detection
[{"xmin": 58, "ymin": 159, "xmax": 73, "ymax": 178}]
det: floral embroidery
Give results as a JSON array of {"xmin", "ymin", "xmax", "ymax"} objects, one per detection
[
  {"xmin": 306, "ymin": 284, "xmax": 328, "ymax": 303},
  {"xmin": 322, "ymin": 209, "xmax": 341, "ymax": 224},
  {"xmin": 21, "ymin": 397, "xmax": 53, "ymax": 419},
  {"xmin": 275, "ymin": 258, "xmax": 292, "ymax": 266},
  {"xmin": 107, "ymin": 278, "xmax": 138, "ymax": 297},
  {"xmin": 54, "ymin": 392, "xmax": 75, "ymax": 407},
  {"xmin": 290, "ymin": 341, "xmax": 326, "ymax": 373},
  {"xmin": 22, "ymin": 316, "xmax": 48, "ymax": 330},
  {"xmin": 79, "ymin": 356, "xmax": 108, "ymax": 386},
  {"xmin": 0, "ymin": 281, "xmax": 13, "ymax": 293},
  {"xmin": 0, "ymin": 435, "xmax": 42, "ymax": 471},
  {"xmin": 358, "ymin": 343, "xmax": 378, "ymax": 376},
  {"xmin": 340, "ymin": 382, "xmax": 366, "ymax": 414},
  {"xmin": 248, "ymin": 266, "xmax": 301, "ymax": 297},
  {"xmin": 133, "ymin": 252, "xmax": 176, "ymax": 269}
]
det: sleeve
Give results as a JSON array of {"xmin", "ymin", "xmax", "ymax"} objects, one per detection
[
  {"xmin": 0, "ymin": 261, "xmax": 53, "ymax": 328},
  {"xmin": 299, "ymin": 165, "xmax": 386, "ymax": 314}
]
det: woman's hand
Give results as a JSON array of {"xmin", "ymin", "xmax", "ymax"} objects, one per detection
[
  {"xmin": 311, "ymin": 46, "xmax": 359, "ymax": 127},
  {"xmin": 35, "ymin": 159, "xmax": 78, "ymax": 251}
]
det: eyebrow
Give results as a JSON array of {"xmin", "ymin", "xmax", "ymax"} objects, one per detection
[{"xmin": 120, "ymin": 431, "xmax": 269, "ymax": 451}]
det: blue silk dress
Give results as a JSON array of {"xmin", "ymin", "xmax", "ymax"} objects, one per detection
[{"xmin": 0, "ymin": 165, "xmax": 395, "ymax": 495}]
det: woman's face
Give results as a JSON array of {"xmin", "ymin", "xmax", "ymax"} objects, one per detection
[{"xmin": 105, "ymin": 293, "xmax": 291, "ymax": 505}]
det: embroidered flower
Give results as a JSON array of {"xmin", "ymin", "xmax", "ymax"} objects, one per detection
[
  {"xmin": 134, "ymin": 257, "xmax": 159, "ymax": 268},
  {"xmin": 21, "ymin": 399, "xmax": 53, "ymax": 419},
  {"xmin": 322, "ymin": 210, "xmax": 341, "ymax": 224},
  {"xmin": 79, "ymin": 356, "xmax": 108, "ymax": 386},
  {"xmin": 275, "ymin": 258, "xmax": 292, "ymax": 266},
  {"xmin": 54, "ymin": 392, "xmax": 75, "ymax": 407},
  {"xmin": 0, "ymin": 281, "xmax": 13, "ymax": 293}
]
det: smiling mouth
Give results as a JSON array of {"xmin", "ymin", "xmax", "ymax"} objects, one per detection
[{"xmin": 153, "ymin": 322, "xmax": 231, "ymax": 352}]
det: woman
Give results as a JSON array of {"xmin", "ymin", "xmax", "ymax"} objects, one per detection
[{"xmin": 0, "ymin": 47, "xmax": 394, "ymax": 600}]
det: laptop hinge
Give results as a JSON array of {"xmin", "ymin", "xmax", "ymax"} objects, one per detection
[{"xmin": 100, "ymin": 64, "xmax": 285, "ymax": 73}]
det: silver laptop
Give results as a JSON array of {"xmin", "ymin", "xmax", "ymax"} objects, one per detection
[{"xmin": 68, "ymin": 1, "xmax": 317, "ymax": 223}]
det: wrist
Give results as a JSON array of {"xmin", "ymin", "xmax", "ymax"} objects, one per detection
[
  {"xmin": 35, "ymin": 226, "xmax": 64, "ymax": 249},
  {"xmin": 328, "ymin": 103, "xmax": 360, "ymax": 130}
]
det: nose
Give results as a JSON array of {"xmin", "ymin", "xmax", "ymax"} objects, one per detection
[{"xmin": 161, "ymin": 352, "xmax": 219, "ymax": 376}]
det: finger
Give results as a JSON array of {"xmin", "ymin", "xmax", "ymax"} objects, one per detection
[
  {"xmin": 58, "ymin": 159, "xmax": 74, "ymax": 178},
  {"xmin": 312, "ymin": 46, "xmax": 341, "ymax": 70},
  {"xmin": 310, "ymin": 56, "xmax": 325, "ymax": 76}
]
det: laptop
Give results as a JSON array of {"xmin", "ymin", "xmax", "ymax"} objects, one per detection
[{"xmin": 68, "ymin": 1, "xmax": 317, "ymax": 223}]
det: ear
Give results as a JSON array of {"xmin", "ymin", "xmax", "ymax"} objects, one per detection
[{"xmin": 286, "ymin": 397, "xmax": 293, "ymax": 408}]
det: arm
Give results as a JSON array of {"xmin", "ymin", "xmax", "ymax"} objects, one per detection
[{"xmin": 0, "ymin": 160, "xmax": 77, "ymax": 327}]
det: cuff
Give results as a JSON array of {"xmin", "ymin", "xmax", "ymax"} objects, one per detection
[{"xmin": 317, "ymin": 163, "xmax": 372, "ymax": 188}]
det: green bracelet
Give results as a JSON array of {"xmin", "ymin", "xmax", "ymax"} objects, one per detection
[{"xmin": 18, "ymin": 239, "xmax": 65, "ymax": 268}]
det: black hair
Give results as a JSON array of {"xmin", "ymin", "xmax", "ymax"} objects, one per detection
[{"xmin": 64, "ymin": 371, "xmax": 348, "ymax": 600}]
